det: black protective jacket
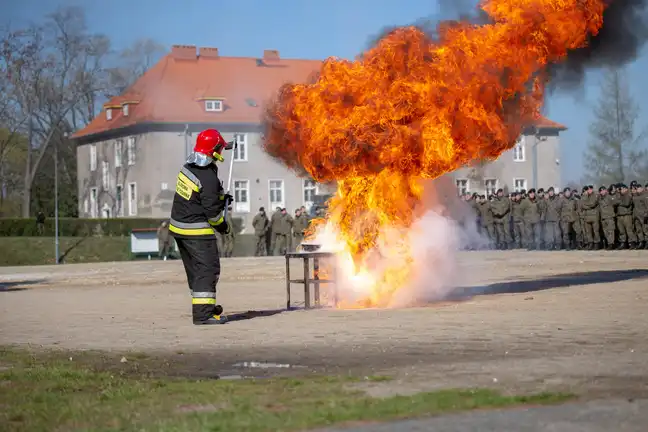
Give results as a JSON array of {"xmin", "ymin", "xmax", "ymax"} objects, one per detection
[{"xmin": 169, "ymin": 163, "xmax": 227, "ymax": 239}]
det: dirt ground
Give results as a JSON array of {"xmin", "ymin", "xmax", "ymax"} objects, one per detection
[{"xmin": 1, "ymin": 250, "xmax": 647, "ymax": 399}]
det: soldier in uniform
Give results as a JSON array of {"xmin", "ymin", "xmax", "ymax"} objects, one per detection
[
  {"xmin": 252, "ymin": 207, "xmax": 269, "ymax": 256},
  {"xmin": 543, "ymin": 187, "xmax": 561, "ymax": 250},
  {"xmin": 292, "ymin": 208, "xmax": 310, "ymax": 250},
  {"xmin": 521, "ymin": 188, "xmax": 541, "ymax": 249},
  {"xmin": 616, "ymin": 183, "xmax": 636, "ymax": 249},
  {"xmin": 273, "ymin": 208, "xmax": 293, "ymax": 255},
  {"xmin": 558, "ymin": 187, "xmax": 577, "ymax": 250},
  {"xmin": 631, "ymin": 181, "xmax": 647, "ymax": 249},
  {"xmin": 581, "ymin": 185, "xmax": 601, "ymax": 250},
  {"xmin": 598, "ymin": 186, "xmax": 617, "ymax": 250},
  {"xmin": 536, "ymin": 188, "xmax": 547, "ymax": 249},
  {"xmin": 222, "ymin": 207, "xmax": 235, "ymax": 257},
  {"xmin": 490, "ymin": 188, "xmax": 512, "ymax": 250},
  {"xmin": 511, "ymin": 192, "xmax": 525, "ymax": 249},
  {"xmin": 269, "ymin": 206, "xmax": 282, "ymax": 255},
  {"xmin": 478, "ymin": 195, "xmax": 496, "ymax": 248}
]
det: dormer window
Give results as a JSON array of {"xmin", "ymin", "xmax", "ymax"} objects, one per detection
[
  {"xmin": 205, "ymin": 100, "xmax": 223, "ymax": 112},
  {"xmin": 106, "ymin": 108, "xmax": 112, "ymax": 120},
  {"xmin": 123, "ymin": 104, "xmax": 129, "ymax": 116}
]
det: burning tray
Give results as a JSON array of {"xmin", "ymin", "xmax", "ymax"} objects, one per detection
[{"xmin": 299, "ymin": 243, "xmax": 321, "ymax": 252}]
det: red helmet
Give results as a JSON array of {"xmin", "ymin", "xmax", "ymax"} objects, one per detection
[{"xmin": 194, "ymin": 129, "xmax": 226, "ymax": 162}]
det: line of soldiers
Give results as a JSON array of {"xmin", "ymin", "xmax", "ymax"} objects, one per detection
[
  {"xmin": 252, "ymin": 206, "xmax": 312, "ymax": 256},
  {"xmin": 462, "ymin": 180, "xmax": 648, "ymax": 251}
]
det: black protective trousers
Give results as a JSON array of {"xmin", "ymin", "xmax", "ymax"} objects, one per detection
[{"xmin": 175, "ymin": 237, "xmax": 221, "ymax": 322}]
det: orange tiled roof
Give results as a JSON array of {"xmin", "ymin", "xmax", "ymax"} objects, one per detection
[{"xmin": 72, "ymin": 45, "xmax": 566, "ymax": 139}]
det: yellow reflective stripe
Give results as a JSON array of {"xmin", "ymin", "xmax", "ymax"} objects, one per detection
[
  {"xmin": 169, "ymin": 225, "xmax": 215, "ymax": 236},
  {"xmin": 208, "ymin": 216, "xmax": 224, "ymax": 226},
  {"xmin": 178, "ymin": 172, "xmax": 200, "ymax": 192},
  {"xmin": 192, "ymin": 298, "xmax": 216, "ymax": 305}
]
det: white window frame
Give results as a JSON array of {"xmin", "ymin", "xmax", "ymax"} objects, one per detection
[
  {"xmin": 302, "ymin": 179, "xmax": 318, "ymax": 209},
  {"xmin": 233, "ymin": 133, "xmax": 248, "ymax": 161},
  {"xmin": 233, "ymin": 179, "xmax": 250, "ymax": 213},
  {"xmin": 90, "ymin": 187, "xmax": 98, "ymax": 218},
  {"xmin": 205, "ymin": 100, "xmax": 223, "ymax": 112},
  {"xmin": 513, "ymin": 178, "xmax": 527, "ymax": 192},
  {"xmin": 101, "ymin": 161, "xmax": 110, "ymax": 190},
  {"xmin": 106, "ymin": 108, "xmax": 112, "ymax": 120},
  {"xmin": 484, "ymin": 178, "xmax": 498, "ymax": 197},
  {"xmin": 455, "ymin": 178, "xmax": 469, "ymax": 195},
  {"xmin": 115, "ymin": 140, "xmax": 123, "ymax": 168},
  {"xmin": 127, "ymin": 137, "xmax": 136, "ymax": 166},
  {"xmin": 513, "ymin": 136, "xmax": 525, "ymax": 162},
  {"xmin": 116, "ymin": 184, "xmax": 124, "ymax": 217},
  {"xmin": 268, "ymin": 179, "xmax": 285, "ymax": 210},
  {"xmin": 122, "ymin": 104, "xmax": 129, "ymax": 116},
  {"xmin": 128, "ymin": 182, "xmax": 137, "ymax": 216},
  {"xmin": 90, "ymin": 145, "xmax": 97, "ymax": 171}
]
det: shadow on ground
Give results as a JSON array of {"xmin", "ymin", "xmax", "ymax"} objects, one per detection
[
  {"xmin": 449, "ymin": 269, "xmax": 648, "ymax": 300},
  {"xmin": 225, "ymin": 308, "xmax": 288, "ymax": 322},
  {"xmin": 0, "ymin": 280, "xmax": 45, "ymax": 292}
]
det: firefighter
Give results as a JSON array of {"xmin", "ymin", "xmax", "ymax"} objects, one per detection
[{"xmin": 169, "ymin": 129, "xmax": 233, "ymax": 325}]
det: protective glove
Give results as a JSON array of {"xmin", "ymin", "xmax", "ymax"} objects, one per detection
[
  {"xmin": 222, "ymin": 193, "xmax": 234, "ymax": 205},
  {"xmin": 215, "ymin": 220, "xmax": 230, "ymax": 235}
]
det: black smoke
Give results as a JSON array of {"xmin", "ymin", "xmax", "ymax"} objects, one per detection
[
  {"xmin": 364, "ymin": 0, "xmax": 648, "ymax": 89},
  {"xmin": 548, "ymin": 0, "xmax": 648, "ymax": 90}
]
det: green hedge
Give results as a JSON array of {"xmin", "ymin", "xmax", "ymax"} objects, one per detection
[{"xmin": 0, "ymin": 217, "xmax": 244, "ymax": 237}]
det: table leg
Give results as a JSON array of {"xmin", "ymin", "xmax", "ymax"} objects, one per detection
[
  {"xmin": 303, "ymin": 257, "xmax": 311, "ymax": 309},
  {"xmin": 313, "ymin": 257, "xmax": 320, "ymax": 307},
  {"xmin": 332, "ymin": 258, "xmax": 338, "ymax": 307},
  {"xmin": 285, "ymin": 255, "xmax": 291, "ymax": 310}
]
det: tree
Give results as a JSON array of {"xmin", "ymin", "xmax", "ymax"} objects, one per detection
[
  {"xmin": 104, "ymin": 38, "xmax": 166, "ymax": 98},
  {"xmin": 583, "ymin": 68, "xmax": 647, "ymax": 186}
]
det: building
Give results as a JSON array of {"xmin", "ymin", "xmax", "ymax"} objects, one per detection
[
  {"xmin": 72, "ymin": 44, "xmax": 566, "ymax": 229},
  {"xmin": 450, "ymin": 120, "xmax": 567, "ymax": 197}
]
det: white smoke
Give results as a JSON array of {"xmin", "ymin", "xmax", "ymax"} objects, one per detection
[{"xmin": 308, "ymin": 176, "xmax": 490, "ymax": 309}]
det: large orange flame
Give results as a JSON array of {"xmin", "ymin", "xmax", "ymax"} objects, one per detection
[{"xmin": 263, "ymin": 0, "xmax": 607, "ymax": 308}]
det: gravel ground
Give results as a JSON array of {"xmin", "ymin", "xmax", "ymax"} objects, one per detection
[{"xmin": 1, "ymin": 250, "xmax": 647, "ymax": 400}]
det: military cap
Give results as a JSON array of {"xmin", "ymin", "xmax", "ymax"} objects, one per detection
[
  {"xmin": 259, "ymin": 207, "xmax": 265, "ymax": 212},
  {"xmin": 645, "ymin": 183, "xmax": 648, "ymax": 188},
  {"xmin": 496, "ymin": 188, "xmax": 503, "ymax": 194},
  {"xmin": 528, "ymin": 188, "xmax": 536, "ymax": 194},
  {"xmin": 582, "ymin": 186, "xmax": 588, "ymax": 192},
  {"xmin": 598, "ymin": 186, "xmax": 606, "ymax": 192},
  {"xmin": 537, "ymin": 188, "xmax": 544, "ymax": 193},
  {"xmin": 619, "ymin": 183, "xmax": 628, "ymax": 189},
  {"xmin": 563, "ymin": 187, "xmax": 571, "ymax": 193},
  {"xmin": 520, "ymin": 189, "xmax": 526, "ymax": 195},
  {"xmin": 630, "ymin": 180, "xmax": 638, "ymax": 187}
]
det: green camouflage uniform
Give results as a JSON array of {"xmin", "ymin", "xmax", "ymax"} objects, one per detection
[
  {"xmin": 273, "ymin": 212, "xmax": 293, "ymax": 256},
  {"xmin": 543, "ymin": 195, "xmax": 561, "ymax": 249},
  {"xmin": 632, "ymin": 191, "xmax": 647, "ymax": 246},
  {"xmin": 581, "ymin": 192, "xmax": 601, "ymax": 247},
  {"xmin": 222, "ymin": 218, "xmax": 235, "ymax": 257},
  {"xmin": 293, "ymin": 212, "xmax": 310, "ymax": 250},
  {"xmin": 598, "ymin": 193, "xmax": 617, "ymax": 248},
  {"xmin": 490, "ymin": 195, "xmax": 512, "ymax": 248},
  {"xmin": 511, "ymin": 198, "xmax": 525, "ymax": 248},
  {"xmin": 252, "ymin": 211, "xmax": 269, "ymax": 256},
  {"xmin": 616, "ymin": 192, "xmax": 636, "ymax": 246},
  {"xmin": 521, "ymin": 196, "xmax": 541, "ymax": 249},
  {"xmin": 558, "ymin": 195, "xmax": 577, "ymax": 249},
  {"xmin": 478, "ymin": 200, "xmax": 496, "ymax": 246}
]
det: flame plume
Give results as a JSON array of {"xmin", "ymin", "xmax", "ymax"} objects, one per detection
[{"xmin": 263, "ymin": 0, "xmax": 608, "ymax": 308}]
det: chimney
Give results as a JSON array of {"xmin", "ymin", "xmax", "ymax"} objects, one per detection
[
  {"xmin": 199, "ymin": 47, "xmax": 219, "ymax": 59},
  {"xmin": 263, "ymin": 49, "xmax": 280, "ymax": 61},
  {"xmin": 171, "ymin": 45, "xmax": 197, "ymax": 60}
]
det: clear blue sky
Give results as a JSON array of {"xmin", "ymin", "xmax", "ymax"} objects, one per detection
[{"xmin": 5, "ymin": 0, "xmax": 648, "ymax": 183}]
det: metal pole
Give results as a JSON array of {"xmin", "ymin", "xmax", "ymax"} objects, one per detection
[
  {"xmin": 223, "ymin": 138, "xmax": 237, "ymax": 221},
  {"xmin": 183, "ymin": 124, "xmax": 189, "ymax": 159},
  {"xmin": 55, "ymin": 135, "xmax": 60, "ymax": 264}
]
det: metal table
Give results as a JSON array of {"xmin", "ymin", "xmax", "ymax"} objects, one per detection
[{"xmin": 285, "ymin": 251, "xmax": 337, "ymax": 309}]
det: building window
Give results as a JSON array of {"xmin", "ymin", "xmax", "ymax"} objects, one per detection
[
  {"xmin": 513, "ymin": 136, "xmax": 525, "ymax": 162},
  {"xmin": 106, "ymin": 108, "xmax": 112, "ymax": 120},
  {"xmin": 122, "ymin": 104, "xmax": 129, "ymax": 116},
  {"xmin": 90, "ymin": 145, "xmax": 97, "ymax": 171},
  {"xmin": 455, "ymin": 178, "xmax": 469, "ymax": 195},
  {"xmin": 205, "ymin": 100, "xmax": 223, "ymax": 112},
  {"xmin": 115, "ymin": 140, "xmax": 123, "ymax": 168},
  {"xmin": 513, "ymin": 178, "xmax": 527, "ymax": 192},
  {"xmin": 303, "ymin": 179, "xmax": 317, "ymax": 209},
  {"xmin": 127, "ymin": 137, "xmax": 136, "ymax": 166},
  {"xmin": 233, "ymin": 133, "xmax": 247, "ymax": 161},
  {"xmin": 269, "ymin": 179, "xmax": 284, "ymax": 209},
  {"xmin": 233, "ymin": 179, "xmax": 250, "ymax": 213},
  {"xmin": 90, "ymin": 187, "xmax": 98, "ymax": 218},
  {"xmin": 484, "ymin": 178, "xmax": 498, "ymax": 197},
  {"xmin": 102, "ymin": 161, "xmax": 109, "ymax": 190},
  {"xmin": 161, "ymin": 182, "xmax": 168, "ymax": 191},
  {"xmin": 128, "ymin": 182, "xmax": 137, "ymax": 216},
  {"xmin": 116, "ymin": 184, "xmax": 123, "ymax": 217}
]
